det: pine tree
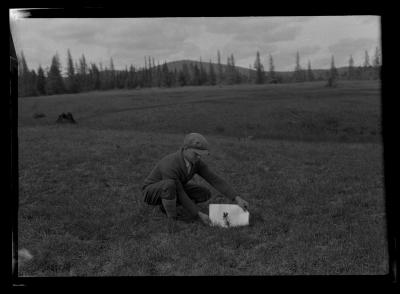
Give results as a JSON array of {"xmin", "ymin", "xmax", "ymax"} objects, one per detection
[
  {"xmin": 326, "ymin": 55, "xmax": 338, "ymax": 87},
  {"xmin": 307, "ymin": 60, "xmax": 314, "ymax": 81},
  {"xmin": 182, "ymin": 62, "xmax": 190, "ymax": 86},
  {"xmin": 116, "ymin": 67, "xmax": 127, "ymax": 89},
  {"xmin": 217, "ymin": 50, "xmax": 223, "ymax": 84},
  {"xmin": 46, "ymin": 53, "xmax": 65, "ymax": 95},
  {"xmin": 30, "ymin": 70, "xmax": 38, "ymax": 96},
  {"xmin": 293, "ymin": 51, "xmax": 304, "ymax": 82},
  {"xmin": 348, "ymin": 55, "xmax": 355, "ymax": 80},
  {"xmin": 192, "ymin": 63, "xmax": 201, "ymax": 86},
  {"xmin": 36, "ymin": 65, "xmax": 46, "ymax": 95},
  {"xmin": 269, "ymin": 54, "xmax": 275, "ymax": 81},
  {"xmin": 254, "ymin": 51, "xmax": 265, "ymax": 84},
  {"xmin": 225, "ymin": 54, "xmax": 237, "ymax": 85},
  {"xmin": 127, "ymin": 65, "xmax": 135, "ymax": 88},
  {"xmin": 75, "ymin": 61, "xmax": 80, "ymax": 88},
  {"xmin": 162, "ymin": 61, "xmax": 171, "ymax": 87},
  {"xmin": 66, "ymin": 49, "xmax": 79, "ymax": 93},
  {"xmin": 199, "ymin": 58, "xmax": 208, "ymax": 85},
  {"xmin": 77, "ymin": 54, "xmax": 89, "ymax": 91},
  {"xmin": 90, "ymin": 63, "xmax": 101, "ymax": 90},
  {"xmin": 330, "ymin": 55, "xmax": 338, "ymax": 79},
  {"xmin": 144, "ymin": 57, "xmax": 148, "ymax": 87},
  {"xmin": 109, "ymin": 57, "xmax": 116, "ymax": 89},
  {"xmin": 172, "ymin": 69, "xmax": 179, "ymax": 87},
  {"xmin": 209, "ymin": 59, "xmax": 216, "ymax": 85},
  {"xmin": 156, "ymin": 61, "xmax": 162, "ymax": 87},
  {"xmin": 364, "ymin": 50, "xmax": 371, "ymax": 68},
  {"xmin": 225, "ymin": 56, "xmax": 231, "ymax": 84},
  {"xmin": 372, "ymin": 46, "xmax": 381, "ymax": 80},
  {"xmin": 148, "ymin": 56, "xmax": 153, "ymax": 87},
  {"xmin": 178, "ymin": 69, "xmax": 187, "ymax": 86},
  {"xmin": 230, "ymin": 54, "xmax": 241, "ymax": 84},
  {"xmin": 373, "ymin": 46, "xmax": 381, "ymax": 67}
]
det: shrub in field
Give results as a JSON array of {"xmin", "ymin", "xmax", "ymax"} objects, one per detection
[{"xmin": 56, "ymin": 112, "xmax": 76, "ymax": 124}]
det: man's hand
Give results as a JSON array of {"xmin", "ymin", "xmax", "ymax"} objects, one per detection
[
  {"xmin": 235, "ymin": 196, "xmax": 249, "ymax": 212},
  {"xmin": 198, "ymin": 211, "xmax": 212, "ymax": 226}
]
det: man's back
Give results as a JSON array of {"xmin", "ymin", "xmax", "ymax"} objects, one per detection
[{"xmin": 142, "ymin": 149, "xmax": 194, "ymax": 190}]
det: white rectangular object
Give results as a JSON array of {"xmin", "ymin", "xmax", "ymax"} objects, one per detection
[{"xmin": 209, "ymin": 204, "xmax": 249, "ymax": 228}]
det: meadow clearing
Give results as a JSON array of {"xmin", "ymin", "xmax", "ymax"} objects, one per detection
[{"xmin": 17, "ymin": 80, "xmax": 388, "ymax": 276}]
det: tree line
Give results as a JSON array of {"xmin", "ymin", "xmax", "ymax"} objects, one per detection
[{"xmin": 17, "ymin": 48, "xmax": 381, "ymax": 97}]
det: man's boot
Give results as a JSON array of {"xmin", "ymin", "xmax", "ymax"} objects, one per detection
[{"xmin": 161, "ymin": 198, "xmax": 177, "ymax": 219}]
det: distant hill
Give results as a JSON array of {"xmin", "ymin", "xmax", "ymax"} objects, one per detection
[{"xmin": 164, "ymin": 59, "xmax": 353, "ymax": 81}]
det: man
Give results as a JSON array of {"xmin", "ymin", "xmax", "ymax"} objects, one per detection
[{"xmin": 142, "ymin": 133, "xmax": 249, "ymax": 226}]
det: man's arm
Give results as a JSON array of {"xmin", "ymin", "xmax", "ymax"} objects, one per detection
[
  {"xmin": 196, "ymin": 161, "xmax": 237, "ymax": 201},
  {"xmin": 197, "ymin": 161, "xmax": 249, "ymax": 211}
]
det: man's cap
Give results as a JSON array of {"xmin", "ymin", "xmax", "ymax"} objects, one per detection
[{"xmin": 183, "ymin": 133, "xmax": 210, "ymax": 155}]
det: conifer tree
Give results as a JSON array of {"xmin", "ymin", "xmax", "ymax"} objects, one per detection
[
  {"xmin": 307, "ymin": 60, "xmax": 314, "ymax": 81},
  {"xmin": 36, "ymin": 65, "xmax": 46, "ymax": 95},
  {"xmin": 330, "ymin": 55, "xmax": 338, "ymax": 79},
  {"xmin": 162, "ymin": 61, "xmax": 171, "ymax": 87},
  {"xmin": 293, "ymin": 51, "xmax": 304, "ymax": 82},
  {"xmin": 229, "ymin": 54, "xmax": 240, "ymax": 84},
  {"xmin": 326, "ymin": 55, "xmax": 338, "ymax": 87},
  {"xmin": 30, "ymin": 70, "xmax": 38, "ymax": 96},
  {"xmin": 372, "ymin": 46, "xmax": 381, "ymax": 80},
  {"xmin": 254, "ymin": 51, "xmax": 265, "ymax": 84},
  {"xmin": 364, "ymin": 50, "xmax": 371, "ymax": 68},
  {"xmin": 372, "ymin": 46, "xmax": 381, "ymax": 67},
  {"xmin": 178, "ymin": 69, "xmax": 187, "ymax": 86},
  {"xmin": 148, "ymin": 56, "xmax": 153, "ymax": 87},
  {"xmin": 90, "ymin": 63, "xmax": 101, "ymax": 90},
  {"xmin": 192, "ymin": 63, "xmax": 201, "ymax": 85},
  {"xmin": 182, "ymin": 62, "xmax": 190, "ymax": 86},
  {"xmin": 172, "ymin": 69, "xmax": 179, "ymax": 87},
  {"xmin": 199, "ymin": 58, "xmax": 208, "ymax": 85},
  {"xmin": 348, "ymin": 55, "xmax": 355, "ymax": 80},
  {"xmin": 217, "ymin": 50, "xmax": 223, "ymax": 84},
  {"xmin": 66, "ymin": 49, "xmax": 79, "ymax": 93},
  {"xmin": 157, "ymin": 61, "xmax": 162, "ymax": 87},
  {"xmin": 109, "ymin": 57, "xmax": 116, "ymax": 89},
  {"xmin": 46, "ymin": 53, "xmax": 65, "ymax": 95},
  {"xmin": 77, "ymin": 54, "xmax": 89, "ymax": 91},
  {"xmin": 209, "ymin": 59, "xmax": 216, "ymax": 85},
  {"xmin": 269, "ymin": 54, "xmax": 275, "ymax": 81},
  {"xmin": 127, "ymin": 65, "xmax": 135, "ymax": 88}
]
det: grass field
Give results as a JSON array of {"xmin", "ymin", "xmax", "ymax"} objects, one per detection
[{"xmin": 17, "ymin": 80, "xmax": 388, "ymax": 276}]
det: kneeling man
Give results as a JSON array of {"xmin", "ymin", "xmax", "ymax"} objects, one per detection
[{"xmin": 142, "ymin": 133, "xmax": 249, "ymax": 225}]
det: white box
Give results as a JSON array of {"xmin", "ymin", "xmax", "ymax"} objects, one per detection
[{"xmin": 209, "ymin": 204, "xmax": 250, "ymax": 228}]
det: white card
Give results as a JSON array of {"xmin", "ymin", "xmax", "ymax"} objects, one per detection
[{"xmin": 209, "ymin": 204, "xmax": 249, "ymax": 227}]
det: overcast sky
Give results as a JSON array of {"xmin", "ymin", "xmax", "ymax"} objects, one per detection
[{"xmin": 10, "ymin": 14, "xmax": 381, "ymax": 72}]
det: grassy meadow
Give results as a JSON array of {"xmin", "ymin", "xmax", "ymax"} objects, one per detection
[{"xmin": 17, "ymin": 80, "xmax": 388, "ymax": 276}]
